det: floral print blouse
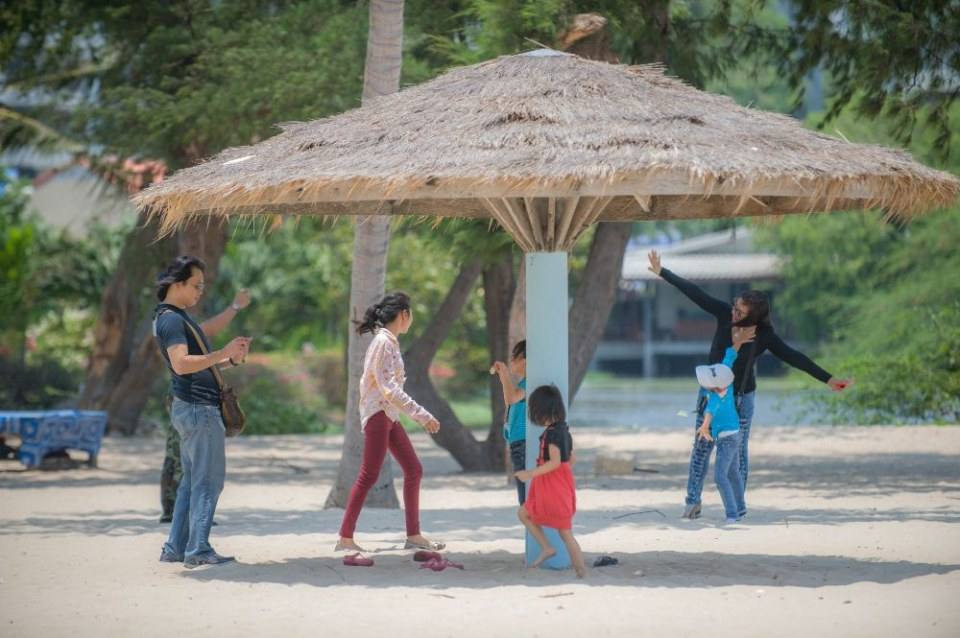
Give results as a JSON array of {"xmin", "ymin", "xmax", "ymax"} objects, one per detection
[{"xmin": 359, "ymin": 329, "xmax": 434, "ymax": 430}]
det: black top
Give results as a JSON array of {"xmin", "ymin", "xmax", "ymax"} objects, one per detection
[
  {"xmin": 539, "ymin": 421, "xmax": 573, "ymax": 463},
  {"xmin": 153, "ymin": 304, "xmax": 220, "ymax": 406},
  {"xmin": 661, "ymin": 268, "xmax": 832, "ymax": 395}
]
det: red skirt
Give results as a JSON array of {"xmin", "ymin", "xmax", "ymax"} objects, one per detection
[{"xmin": 524, "ymin": 462, "xmax": 576, "ymax": 530}]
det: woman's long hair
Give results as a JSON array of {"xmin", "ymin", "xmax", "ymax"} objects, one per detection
[
  {"xmin": 734, "ymin": 290, "xmax": 772, "ymax": 328},
  {"xmin": 355, "ymin": 291, "xmax": 411, "ymax": 335}
]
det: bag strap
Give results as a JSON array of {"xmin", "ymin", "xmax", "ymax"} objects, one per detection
[{"xmin": 158, "ymin": 308, "xmax": 226, "ymax": 390}]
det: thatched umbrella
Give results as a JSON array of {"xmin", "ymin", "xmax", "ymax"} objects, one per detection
[
  {"xmin": 137, "ymin": 49, "xmax": 958, "ymax": 565},
  {"xmin": 139, "ymin": 50, "xmax": 958, "ymax": 243}
]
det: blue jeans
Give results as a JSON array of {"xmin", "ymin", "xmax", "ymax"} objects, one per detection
[
  {"xmin": 163, "ymin": 398, "xmax": 226, "ymax": 559},
  {"xmin": 715, "ymin": 432, "xmax": 745, "ymax": 519},
  {"xmin": 685, "ymin": 389, "xmax": 755, "ymax": 512},
  {"xmin": 509, "ymin": 440, "xmax": 527, "ymax": 505}
]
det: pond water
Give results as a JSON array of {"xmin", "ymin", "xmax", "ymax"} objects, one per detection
[{"xmin": 568, "ymin": 379, "xmax": 826, "ymax": 429}]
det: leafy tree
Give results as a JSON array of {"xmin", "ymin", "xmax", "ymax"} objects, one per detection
[
  {"xmin": 755, "ymin": 103, "xmax": 960, "ymax": 423},
  {"xmin": 734, "ymin": 0, "xmax": 960, "ymax": 158}
]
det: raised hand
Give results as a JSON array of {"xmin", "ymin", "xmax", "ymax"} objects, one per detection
[
  {"xmin": 647, "ymin": 249, "xmax": 662, "ymax": 276},
  {"xmin": 232, "ymin": 288, "xmax": 251, "ymax": 310},
  {"xmin": 732, "ymin": 325, "xmax": 757, "ymax": 350}
]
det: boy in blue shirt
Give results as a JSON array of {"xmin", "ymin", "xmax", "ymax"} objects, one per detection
[
  {"xmin": 491, "ymin": 340, "xmax": 527, "ymax": 504},
  {"xmin": 695, "ymin": 345, "xmax": 745, "ymax": 523}
]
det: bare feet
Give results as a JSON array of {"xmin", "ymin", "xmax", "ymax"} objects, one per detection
[
  {"xmin": 335, "ymin": 537, "xmax": 365, "ymax": 552},
  {"xmin": 528, "ymin": 547, "xmax": 557, "ymax": 568}
]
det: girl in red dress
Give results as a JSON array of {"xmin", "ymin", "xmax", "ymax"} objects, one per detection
[{"xmin": 515, "ymin": 384, "xmax": 587, "ymax": 578}]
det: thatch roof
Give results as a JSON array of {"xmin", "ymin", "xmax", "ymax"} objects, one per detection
[{"xmin": 136, "ymin": 49, "xmax": 960, "ymax": 251}]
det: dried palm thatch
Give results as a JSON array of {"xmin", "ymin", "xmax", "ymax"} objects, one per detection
[{"xmin": 136, "ymin": 49, "xmax": 959, "ymax": 251}]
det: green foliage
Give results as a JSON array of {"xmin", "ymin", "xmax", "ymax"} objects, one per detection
[
  {"xmin": 0, "ymin": 354, "xmax": 77, "ymax": 409},
  {"xmin": 424, "ymin": 0, "xmax": 761, "ymax": 87},
  {"xmin": 755, "ymin": 102, "xmax": 960, "ymax": 423},
  {"xmin": 813, "ymin": 255, "xmax": 960, "ymax": 424},
  {"xmin": 752, "ymin": 212, "xmax": 899, "ymax": 342},
  {"xmin": 2, "ymin": 1, "xmax": 370, "ymax": 165},
  {"xmin": 0, "ymin": 177, "xmax": 120, "ymax": 364},
  {"xmin": 733, "ymin": 1, "xmax": 960, "ymax": 158},
  {"xmin": 0, "ymin": 179, "xmax": 36, "ymax": 361}
]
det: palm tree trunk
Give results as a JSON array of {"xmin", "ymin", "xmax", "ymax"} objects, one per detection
[{"xmin": 326, "ymin": 0, "xmax": 405, "ymax": 508}]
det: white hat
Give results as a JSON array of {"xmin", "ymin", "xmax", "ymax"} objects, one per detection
[{"xmin": 696, "ymin": 363, "xmax": 734, "ymax": 389}]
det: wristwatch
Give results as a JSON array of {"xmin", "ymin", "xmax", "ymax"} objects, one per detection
[{"xmin": 231, "ymin": 302, "xmax": 241, "ymax": 312}]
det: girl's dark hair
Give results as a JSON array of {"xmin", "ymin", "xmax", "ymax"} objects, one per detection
[
  {"xmin": 511, "ymin": 340, "xmax": 526, "ymax": 360},
  {"xmin": 355, "ymin": 291, "xmax": 411, "ymax": 335},
  {"xmin": 734, "ymin": 290, "xmax": 772, "ymax": 328},
  {"xmin": 528, "ymin": 384, "xmax": 566, "ymax": 426},
  {"xmin": 156, "ymin": 255, "xmax": 206, "ymax": 301}
]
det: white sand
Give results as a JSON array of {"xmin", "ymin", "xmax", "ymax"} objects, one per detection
[{"xmin": 1, "ymin": 425, "xmax": 959, "ymax": 638}]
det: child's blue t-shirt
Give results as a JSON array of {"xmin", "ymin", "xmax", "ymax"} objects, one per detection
[
  {"xmin": 705, "ymin": 346, "xmax": 740, "ymax": 437},
  {"xmin": 705, "ymin": 390, "xmax": 739, "ymax": 438},
  {"xmin": 504, "ymin": 378, "xmax": 526, "ymax": 444}
]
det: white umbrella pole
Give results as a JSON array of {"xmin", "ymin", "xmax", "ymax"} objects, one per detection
[{"xmin": 524, "ymin": 251, "xmax": 572, "ymax": 569}]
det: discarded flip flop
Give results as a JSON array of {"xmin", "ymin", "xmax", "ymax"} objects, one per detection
[
  {"xmin": 592, "ymin": 555, "xmax": 619, "ymax": 568},
  {"xmin": 343, "ymin": 552, "xmax": 374, "ymax": 567},
  {"xmin": 419, "ymin": 557, "xmax": 464, "ymax": 572},
  {"xmin": 405, "ymin": 539, "xmax": 446, "ymax": 551},
  {"xmin": 413, "ymin": 550, "xmax": 443, "ymax": 563}
]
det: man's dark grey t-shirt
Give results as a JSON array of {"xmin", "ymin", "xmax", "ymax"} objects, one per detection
[{"xmin": 153, "ymin": 303, "xmax": 220, "ymax": 406}]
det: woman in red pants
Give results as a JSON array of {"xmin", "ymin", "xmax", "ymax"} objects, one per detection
[{"xmin": 336, "ymin": 291, "xmax": 444, "ymax": 554}]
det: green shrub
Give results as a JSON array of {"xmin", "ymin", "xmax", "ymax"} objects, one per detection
[{"xmin": 0, "ymin": 355, "xmax": 78, "ymax": 409}]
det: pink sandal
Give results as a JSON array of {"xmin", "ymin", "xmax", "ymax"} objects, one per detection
[
  {"xmin": 343, "ymin": 553, "xmax": 374, "ymax": 567},
  {"xmin": 413, "ymin": 550, "xmax": 443, "ymax": 563},
  {"xmin": 419, "ymin": 557, "xmax": 464, "ymax": 572}
]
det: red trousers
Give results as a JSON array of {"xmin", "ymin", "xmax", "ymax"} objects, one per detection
[{"xmin": 339, "ymin": 411, "xmax": 423, "ymax": 538}]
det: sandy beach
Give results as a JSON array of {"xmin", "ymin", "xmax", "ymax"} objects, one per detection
[{"xmin": 1, "ymin": 425, "xmax": 959, "ymax": 638}]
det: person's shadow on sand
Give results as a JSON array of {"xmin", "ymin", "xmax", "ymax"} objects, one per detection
[{"xmin": 178, "ymin": 549, "xmax": 960, "ymax": 590}]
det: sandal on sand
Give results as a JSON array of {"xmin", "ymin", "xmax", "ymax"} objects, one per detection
[
  {"xmin": 413, "ymin": 550, "xmax": 443, "ymax": 563},
  {"xmin": 404, "ymin": 539, "xmax": 446, "ymax": 551},
  {"xmin": 419, "ymin": 557, "xmax": 463, "ymax": 572},
  {"xmin": 343, "ymin": 553, "xmax": 374, "ymax": 567}
]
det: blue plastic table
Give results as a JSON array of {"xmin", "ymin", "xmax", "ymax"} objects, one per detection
[{"xmin": 0, "ymin": 410, "xmax": 107, "ymax": 468}]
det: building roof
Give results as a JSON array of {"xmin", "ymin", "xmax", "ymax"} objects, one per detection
[{"xmin": 622, "ymin": 252, "xmax": 782, "ymax": 282}]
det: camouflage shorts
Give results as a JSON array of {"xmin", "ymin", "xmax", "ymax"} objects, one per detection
[{"xmin": 160, "ymin": 421, "xmax": 182, "ymax": 517}]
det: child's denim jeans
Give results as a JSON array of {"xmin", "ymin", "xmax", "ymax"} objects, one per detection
[
  {"xmin": 714, "ymin": 431, "xmax": 745, "ymax": 519},
  {"xmin": 685, "ymin": 388, "xmax": 755, "ymax": 514},
  {"xmin": 509, "ymin": 440, "xmax": 527, "ymax": 505}
]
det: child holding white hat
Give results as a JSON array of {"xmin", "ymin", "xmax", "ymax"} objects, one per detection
[{"xmin": 696, "ymin": 342, "xmax": 748, "ymax": 523}]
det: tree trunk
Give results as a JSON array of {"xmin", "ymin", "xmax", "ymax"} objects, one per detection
[
  {"xmin": 76, "ymin": 211, "xmax": 177, "ymax": 413},
  {"xmin": 404, "ymin": 258, "xmax": 505, "ymax": 471},
  {"xmin": 78, "ymin": 218, "xmax": 230, "ymax": 435},
  {"xmin": 558, "ymin": 15, "xmax": 636, "ymax": 401},
  {"xmin": 326, "ymin": 0, "xmax": 405, "ymax": 508},
  {"xmin": 568, "ymin": 222, "xmax": 633, "ymax": 397},
  {"xmin": 482, "ymin": 254, "xmax": 515, "ymax": 436}
]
